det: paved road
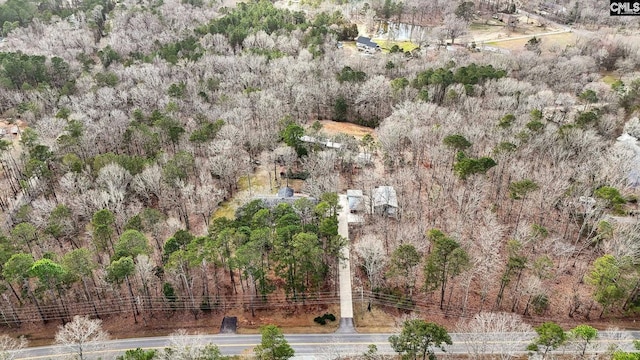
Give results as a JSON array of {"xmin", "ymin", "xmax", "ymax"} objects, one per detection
[
  {"xmin": 15, "ymin": 333, "xmax": 394, "ymax": 359},
  {"xmin": 13, "ymin": 331, "xmax": 640, "ymax": 359}
]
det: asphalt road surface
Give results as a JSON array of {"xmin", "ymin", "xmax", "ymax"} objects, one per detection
[{"xmin": 13, "ymin": 331, "xmax": 640, "ymax": 359}]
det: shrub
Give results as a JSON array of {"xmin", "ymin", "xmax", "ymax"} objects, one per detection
[
  {"xmin": 314, "ymin": 313, "xmax": 336, "ymax": 325},
  {"xmin": 323, "ymin": 313, "xmax": 336, "ymax": 322}
]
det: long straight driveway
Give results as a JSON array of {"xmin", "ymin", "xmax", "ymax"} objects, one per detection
[{"xmin": 337, "ymin": 195, "xmax": 354, "ymax": 330}]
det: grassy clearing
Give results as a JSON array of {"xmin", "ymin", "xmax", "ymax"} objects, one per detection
[
  {"xmin": 342, "ymin": 40, "xmax": 357, "ymax": 48},
  {"xmin": 236, "ymin": 304, "xmax": 341, "ymax": 334},
  {"xmin": 376, "ymin": 39, "xmax": 419, "ymax": 53},
  {"xmin": 602, "ymin": 75, "xmax": 618, "ymax": 85},
  {"xmin": 353, "ymin": 303, "xmax": 396, "ymax": 333},
  {"xmin": 213, "ymin": 201, "xmax": 236, "ymax": 220},
  {"xmin": 212, "ymin": 167, "xmax": 272, "ymax": 220},
  {"xmin": 237, "ymin": 325, "xmax": 338, "ymax": 334},
  {"xmin": 485, "ymin": 32, "xmax": 576, "ymax": 51},
  {"xmin": 469, "ymin": 22, "xmax": 500, "ymax": 31}
]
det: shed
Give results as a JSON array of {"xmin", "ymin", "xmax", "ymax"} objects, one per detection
[
  {"xmin": 372, "ymin": 186, "xmax": 398, "ymax": 217},
  {"xmin": 254, "ymin": 187, "xmax": 317, "ymax": 208},
  {"xmin": 347, "ymin": 189, "xmax": 365, "ymax": 213},
  {"xmin": 277, "ymin": 186, "xmax": 294, "ymax": 198}
]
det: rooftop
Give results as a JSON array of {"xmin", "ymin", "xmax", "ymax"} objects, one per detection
[
  {"xmin": 356, "ymin": 36, "xmax": 379, "ymax": 48},
  {"xmin": 372, "ymin": 186, "xmax": 398, "ymax": 208}
]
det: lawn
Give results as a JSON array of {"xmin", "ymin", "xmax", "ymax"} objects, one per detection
[
  {"xmin": 212, "ymin": 166, "xmax": 272, "ymax": 220},
  {"xmin": 602, "ymin": 74, "xmax": 618, "ymax": 85},
  {"xmin": 484, "ymin": 32, "xmax": 576, "ymax": 51},
  {"xmin": 469, "ymin": 22, "xmax": 502, "ymax": 31},
  {"xmin": 375, "ymin": 39, "xmax": 419, "ymax": 53}
]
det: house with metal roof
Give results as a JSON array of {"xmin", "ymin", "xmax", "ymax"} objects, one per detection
[
  {"xmin": 347, "ymin": 189, "xmax": 365, "ymax": 213},
  {"xmin": 372, "ymin": 186, "xmax": 398, "ymax": 217},
  {"xmin": 356, "ymin": 36, "xmax": 380, "ymax": 53}
]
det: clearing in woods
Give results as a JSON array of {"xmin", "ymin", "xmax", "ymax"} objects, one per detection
[
  {"xmin": 212, "ymin": 120, "xmax": 375, "ymax": 220},
  {"xmin": 317, "ymin": 120, "xmax": 376, "ymax": 139},
  {"xmin": 483, "ymin": 31, "xmax": 576, "ymax": 51},
  {"xmin": 212, "ymin": 165, "xmax": 272, "ymax": 220}
]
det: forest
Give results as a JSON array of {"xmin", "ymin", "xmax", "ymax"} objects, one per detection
[{"xmin": 0, "ymin": 0, "xmax": 639, "ymax": 340}]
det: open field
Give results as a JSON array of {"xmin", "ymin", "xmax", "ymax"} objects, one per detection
[
  {"xmin": 602, "ymin": 74, "xmax": 618, "ymax": 85},
  {"xmin": 375, "ymin": 39, "xmax": 419, "ymax": 52},
  {"xmin": 483, "ymin": 31, "xmax": 576, "ymax": 51}
]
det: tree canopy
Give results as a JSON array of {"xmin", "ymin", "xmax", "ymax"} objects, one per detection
[{"xmin": 389, "ymin": 319, "xmax": 452, "ymax": 360}]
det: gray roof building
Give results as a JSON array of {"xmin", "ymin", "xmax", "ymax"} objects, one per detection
[
  {"xmin": 356, "ymin": 36, "xmax": 380, "ymax": 52},
  {"xmin": 372, "ymin": 186, "xmax": 398, "ymax": 217},
  {"xmin": 347, "ymin": 189, "xmax": 365, "ymax": 212},
  {"xmin": 277, "ymin": 186, "xmax": 294, "ymax": 198},
  {"xmin": 255, "ymin": 187, "xmax": 316, "ymax": 208}
]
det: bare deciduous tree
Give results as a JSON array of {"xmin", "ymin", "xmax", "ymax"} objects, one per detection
[
  {"xmin": 354, "ymin": 236, "xmax": 387, "ymax": 289},
  {"xmin": 157, "ymin": 329, "xmax": 225, "ymax": 360},
  {"xmin": 437, "ymin": 14, "xmax": 468, "ymax": 45},
  {"xmin": 55, "ymin": 315, "xmax": 109, "ymax": 360},
  {"xmin": 0, "ymin": 335, "xmax": 27, "ymax": 360},
  {"xmin": 456, "ymin": 312, "xmax": 532, "ymax": 360}
]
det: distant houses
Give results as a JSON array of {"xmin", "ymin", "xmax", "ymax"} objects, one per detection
[
  {"xmin": 356, "ymin": 36, "xmax": 380, "ymax": 53},
  {"xmin": 0, "ymin": 121, "xmax": 20, "ymax": 139}
]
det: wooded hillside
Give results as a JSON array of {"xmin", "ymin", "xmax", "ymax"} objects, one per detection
[{"xmin": 0, "ymin": 0, "xmax": 639, "ymax": 332}]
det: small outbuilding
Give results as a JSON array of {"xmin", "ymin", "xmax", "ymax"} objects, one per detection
[
  {"xmin": 255, "ymin": 187, "xmax": 317, "ymax": 208},
  {"xmin": 347, "ymin": 189, "xmax": 365, "ymax": 213},
  {"xmin": 372, "ymin": 186, "xmax": 398, "ymax": 217},
  {"xmin": 277, "ymin": 186, "xmax": 294, "ymax": 198}
]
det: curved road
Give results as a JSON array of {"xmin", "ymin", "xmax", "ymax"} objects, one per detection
[{"xmin": 14, "ymin": 331, "xmax": 640, "ymax": 359}]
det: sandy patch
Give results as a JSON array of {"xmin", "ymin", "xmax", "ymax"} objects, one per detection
[{"xmin": 316, "ymin": 120, "xmax": 376, "ymax": 139}]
